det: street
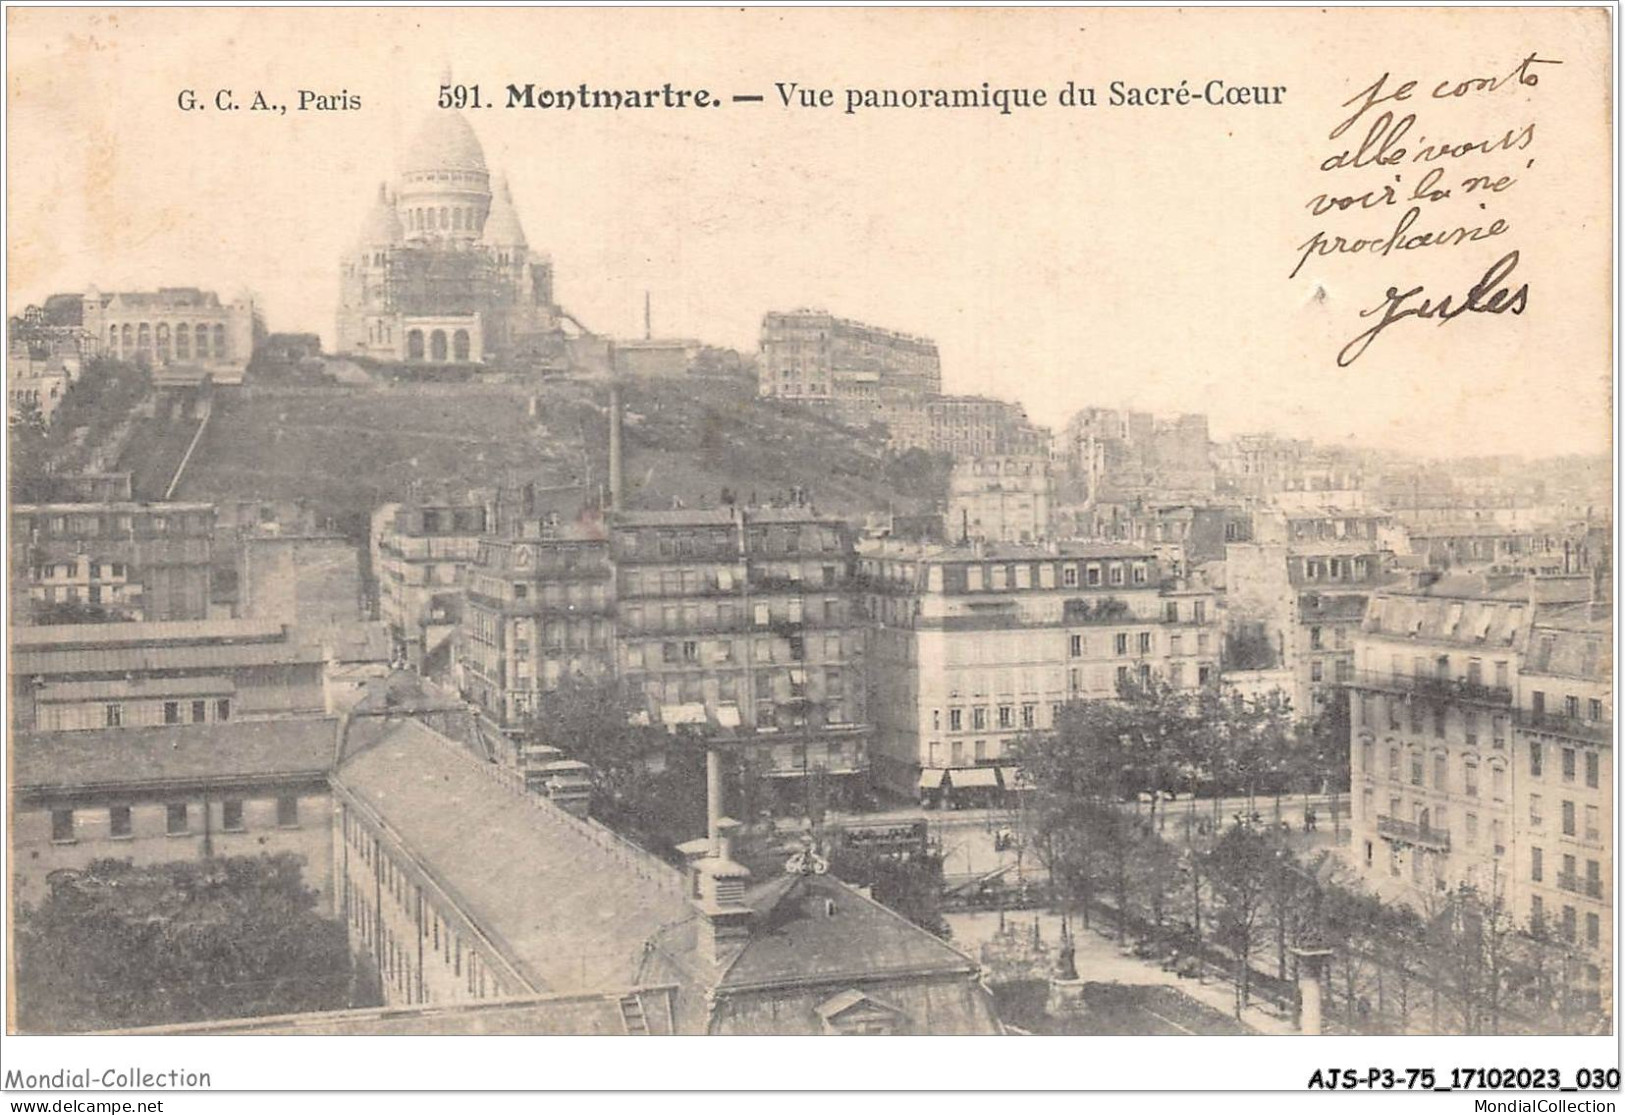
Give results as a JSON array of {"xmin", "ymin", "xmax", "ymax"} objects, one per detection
[{"xmin": 824, "ymin": 792, "xmax": 1350, "ymax": 884}]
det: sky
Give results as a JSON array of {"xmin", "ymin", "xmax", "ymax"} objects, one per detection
[{"xmin": 7, "ymin": 7, "xmax": 1613, "ymax": 457}]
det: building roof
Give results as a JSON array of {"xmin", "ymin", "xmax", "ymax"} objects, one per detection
[
  {"xmin": 12, "ymin": 619, "xmax": 289, "ymax": 652},
  {"xmin": 401, "ymin": 110, "xmax": 486, "ymax": 175},
  {"xmin": 11, "ymin": 639, "xmax": 326, "ymax": 678},
  {"xmin": 1365, "ymin": 578, "xmax": 1529, "ymax": 647},
  {"xmin": 101, "ymin": 986, "xmax": 679, "ymax": 1036},
  {"xmin": 36, "ymin": 675, "xmax": 236, "ymax": 703},
  {"xmin": 859, "ymin": 538, "xmax": 1154, "ymax": 564},
  {"xmin": 11, "ymin": 718, "xmax": 338, "ymax": 795},
  {"xmin": 332, "ymin": 718, "xmax": 691, "ymax": 995},
  {"xmin": 1525, "ymin": 608, "xmax": 1612, "ymax": 681},
  {"xmin": 11, "ymin": 501, "xmax": 216, "ymax": 516},
  {"xmin": 350, "ymin": 669, "xmax": 465, "ymax": 715},
  {"xmin": 611, "ymin": 507, "xmax": 842, "ymax": 528},
  {"xmin": 309, "ymin": 621, "xmax": 391, "ymax": 664},
  {"xmin": 98, "ymin": 288, "xmax": 224, "ymax": 311},
  {"xmin": 647, "ymin": 871, "xmax": 979, "ymax": 995}
]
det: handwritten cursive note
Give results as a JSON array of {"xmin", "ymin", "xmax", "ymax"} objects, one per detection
[{"xmin": 1295, "ymin": 52, "xmax": 1560, "ymax": 366}]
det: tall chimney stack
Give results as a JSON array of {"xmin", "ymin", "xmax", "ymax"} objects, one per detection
[
  {"xmin": 608, "ymin": 379, "xmax": 624, "ymax": 513},
  {"xmin": 692, "ymin": 743, "xmax": 752, "ymax": 965},
  {"xmin": 706, "ymin": 746, "xmax": 723, "ymax": 858}
]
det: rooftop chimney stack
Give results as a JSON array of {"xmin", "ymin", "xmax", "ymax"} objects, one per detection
[
  {"xmin": 608, "ymin": 380, "xmax": 624, "ymax": 514},
  {"xmin": 692, "ymin": 744, "xmax": 752, "ymax": 965}
]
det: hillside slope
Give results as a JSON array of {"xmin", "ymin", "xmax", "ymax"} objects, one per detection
[{"xmin": 172, "ymin": 375, "xmax": 946, "ymax": 537}]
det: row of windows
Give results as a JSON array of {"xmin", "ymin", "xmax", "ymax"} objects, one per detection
[
  {"xmin": 1071, "ymin": 631, "xmax": 1174, "ymax": 657},
  {"xmin": 617, "ymin": 526, "xmax": 845, "ymax": 559},
  {"xmin": 623, "ymin": 566, "xmax": 843, "ymax": 595},
  {"xmin": 49, "ymin": 796, "xmax": 298, "ymax": 842},
  {"xmin": 1306, "ymin": 624, "xmax": 1348, "ymax": 650},
  {"xmin": 1307, "ymin": 659, "xmax": 1353, "ymax": 685},
  {"xmin": 1527, "ymin": 741, "xmax": 1602, "ymax": 788},
  {"xmin": 343, "ymin": 810, "xmax": 505, "ymax": 1003},
  {"xmin": 627, "ymin": 634, "xmax": 846, "ymax": 668},
  {"xmin": 406, "ymin": 205, "xmax": 480, "ymax": 234},
  {"xmin": 1365, "ymin": 793, "xmax": 1503, "ymax": 851},
  {"xmin": 404, "ymin": 328, "xmax": 472, "ymax": 363},
  {"xmin": 1529, "ymin": 895, "xmax": 1604, "ymax": 949},
  {"xmin": 635, "ymin": 668, "xmax": 848, "ymax": 705},
  {"xmin": 1529, "ymin": 847, "xmax": 1606, "ymax": 897},
  {"xmin": 1356, "ymin": 695, "xmax": 1509, "ymax": 744},
  {"xmin": 935, "ymin": 703, "xmax": 1047, "ymax": 733},
  {"xmin": 32, "ymin": 561, "xmax": 127, "ymax": 580},
  {"xmin": 18, "ymin": 511, "xmax": 212, "ymax": 537},
  {"xmin": 1298, "ymin": 556, "xmax": 1372, "ymax": 581},
  {"xmin": 1531, "ymin": 796, "xmax": 1603, "ymax": 842},
  {"xmin": 927, "ymin": 738, "xmax": 1006, "ymax": 766},
  {"xmin": 1366, "ymin": 741, "xmax": 1509, "ymax": 798},
  {"xmin": 1530, "ymin": 691, "xmax": 1607, "ymax": 723},
  {"xmin": 620, "ymin": 598, "xmax": 848, "ymax": 634},
  {"xmin": 104, "ymin": 698, "xmax": 229, "ymax": 727},
  {"xmin": 105, "ymin": 321, "xmax": 229, "ymax": 361}
]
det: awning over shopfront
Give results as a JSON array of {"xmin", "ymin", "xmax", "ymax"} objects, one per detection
[
  {"xmin": 999, "ymin": 766, "xmax": 1034, "ymax": 790},
  {"xmin": 948, "ymin": 766, "xmax": 999, "ymax": 789},
  {"xmin": 918, "ymin": 768, "xmax": 946, "ymax": 789},
  {"xmin": 660, "ymin": 702, "xmax": 708, "ymax": 726}
]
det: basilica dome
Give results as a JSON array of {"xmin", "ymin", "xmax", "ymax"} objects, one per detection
[{"xmin": 400, "ymin": 111, "xmax": 487, "ymax": 176}]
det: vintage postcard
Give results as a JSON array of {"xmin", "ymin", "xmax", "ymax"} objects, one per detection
[{"xmin": 2, "ymin": 3, "xmax": 1616, "ymax": 1100}]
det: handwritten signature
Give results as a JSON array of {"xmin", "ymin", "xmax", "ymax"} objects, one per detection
[{"xmin": 1336, "ymin": 250, "xmax": 1529, "ymax": 366}]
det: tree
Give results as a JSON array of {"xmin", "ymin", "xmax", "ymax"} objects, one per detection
[
  {"xmin": 1009, "ymin": 693, "xmax": 1136, "ymax": 935},
  {"xmin": 526, "ymin": 676, "xmax": 708, "ymax": 858},
  {"xmin": 13, "ymin": 854, "xmax": 357, "ymax": 1033},
  {"xmin": 8, "ymin": 396, "xmax": 56, "ymax": 502},
  {"xmin": 32, "ymin": 598, "xmax": 136, "ymax": 625},
  {"xmin": 1317, "ymin": 880, "xmax": 1381, "ymax": 1031},
  {"xmin": 1204, "ymin": 823, "xmax": 1275, "ymax": 1017},
  {"xmin": 828, "ymin": 844, "xmax": 951, "ymax": 939}
]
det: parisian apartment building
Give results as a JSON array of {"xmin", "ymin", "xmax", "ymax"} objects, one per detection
[
  {"xmin": 856, "ymin": 538, "xmax": 1221, "ymax": 802},
  {"xmin": 1346, "ymin": 571, "xmax": 1612, "ymax": 1015}
]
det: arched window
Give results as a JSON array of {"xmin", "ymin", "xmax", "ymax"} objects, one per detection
[
  {"xmin": 430, "ymin": 330, "xmax": 448, "ymax": 361},
  {"xmin": 109, "ymin": 325, "xmax": 119, "ymax": 354},
  {"xmin": 121, "ymin": 324, "xmax": 133, "ymax": 352},
  {"xmin": 176, "ymin": 323, "xmax": 190, "ymax": 359},
  {"xmin": 407, "ymin": 329, "xmax": 425, "ymax": 361},
  {"xmin": 155, "ymin": 323, "xmax": 171, "ymax": 362},
  {"xmin": 452, "ymin": 329, "xmax": 470, "ymax": 361},
  {"xmin": 439, "ymin": 207, "xmax": 449, "ymax": 229},
  {"xmin": 466, "ymin": 207, "xmax": 476, "ymax": 231},
  {"xmin": 213, "ymin": 324, "xmax": 227, "ymax": 358},
  {"xmin": 452, "ymin": 208, "xmax": 463, "ymax": 231},
  {"xmin": 137, "ymin": 322, "xmax": 151, "ymax": 354},
  {"xmin": 194, "ymin": 324, "xmax": 210, "ymax": 359}
]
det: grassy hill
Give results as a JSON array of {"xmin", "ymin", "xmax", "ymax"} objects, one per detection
[{"xmin": 172, "ymin": 374, "xmax": 947, "ymax": 538}]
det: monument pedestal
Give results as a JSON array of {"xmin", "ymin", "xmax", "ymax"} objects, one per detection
[{"xmin": 1047, "ymin": 977, "xmax": 1089, "ymax": 1018}]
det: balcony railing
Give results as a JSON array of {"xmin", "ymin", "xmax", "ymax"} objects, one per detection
[
  {"xmin": 1517, "ymin": 709, "xmax": 1612, "ymax": 742},
  {"xmin": 1556, "ymin": 873, "xmax": 1605, "ymax": 900},
  {"xmin": 1349, "ymin": 671, "xmax": 1512, "ymax": 705},
  {"xmin": 1376, "ymin": 815, "xmax": 1452, "ymax": 850}
]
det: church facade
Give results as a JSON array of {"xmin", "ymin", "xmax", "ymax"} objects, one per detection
[{"xmin": 336, "ymin": 111, "xmax": 561, "ymax": 366}]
